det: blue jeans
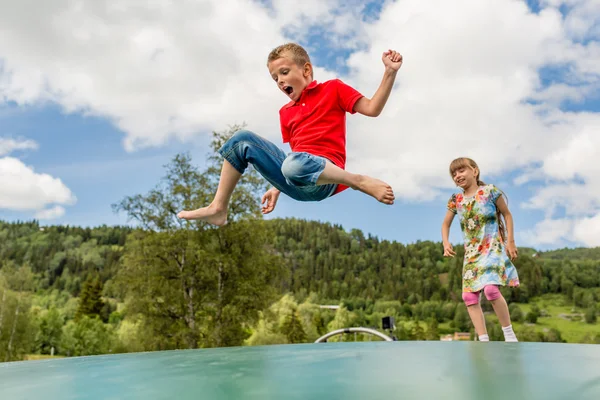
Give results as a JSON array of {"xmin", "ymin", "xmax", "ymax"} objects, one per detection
[{"xmin": 217, "ymin": 130, "xmax": 337, "ymax": 202}]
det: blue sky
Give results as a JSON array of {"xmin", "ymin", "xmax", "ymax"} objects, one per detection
[{"xmin": 0, "ymin": 0, "xmax": 598, "ymax": 250}]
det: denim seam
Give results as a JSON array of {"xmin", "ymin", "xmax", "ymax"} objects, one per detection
[
  {"xmin": 218, "ymin": 149, "xmax": 244, "ymax": 174},
  {"xmin": 309, "ymin": 157, "xmax": 326, "ymax": 185}
]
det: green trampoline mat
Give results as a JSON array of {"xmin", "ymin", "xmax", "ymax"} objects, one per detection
[{"xmin": 1, "ymin": 341, "xmax": 599, "ymax": 400}]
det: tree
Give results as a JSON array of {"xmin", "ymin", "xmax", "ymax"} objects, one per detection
[
  {"xmin": 509, "ymin": 303, "xmax": 524, "ymax": 323},
  {"xmin": 113, "ymin": 125, "xmax": 283, "ymax": 350},
  {"xmin": 487, "ymin": 321, "xmax": 503, "ymax": 341},
  {"xmin": 280, "ymin": 308, "xmax": 308, "ymax": 344},
  {"xmin": 0, "ymin": 264, "xmax": 36, "ymax": 362},
  {"xmin": 244, "ymin": 316, "xmax": 287, "ymax": 346},
  {"xmin": 453, "ymin": 304, "xmax": 471, "ymax": 332},
  {"xmin": 75, "ymin": 276, "xmax": 105, "ymax": 321},
  {"xmin": 61, "ymin": 316, "xmax": 116, "ymax": 357},
  {"xmin": 426, "ymin": 314, "xmax": 439, "ymax": 340},
  {"xmin": 544, "ymin": 328, "xmax": 565, "ymax": 343},
  {"xmin": 585, "ymin": 306, "xmax": 597, "ymax": 324},
  {"xmin": 326, "ymin": 306, "xmax": 355, "ymax": 342},
  {"xmin": 35, "ymin": 307, "xmax": 64, "ymax": 355},
  {"xmin": 526, "ymin": 305, "xmax": 540, "ymax": 324},
  {"xmin": 245, "ymin": 294, "xmax": 301, "ymax": 346},
  {"xmin": 411, "ymin": 318, "xmax": 426, "ymax": 340}
]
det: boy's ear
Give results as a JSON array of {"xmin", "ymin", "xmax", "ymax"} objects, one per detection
[{"xmin": 303, "ymin": 62, "xmax": 312, "ymax": 78}]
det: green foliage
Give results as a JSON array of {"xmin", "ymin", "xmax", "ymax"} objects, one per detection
[
  {"xmin": 60, "ymin": 316, "xmax": 116, "ymax": 357},
  {"xmin": 509, "ymin": 303, "xmax": 524, "ymax": 322},
  {"xmin": 452, "ymin": 304, "xmax": 471, "ymax": 331},
  {"xmin": 526, "ymin": 305, "xmax": 540, "ymax": 324},
  {"xmin": 244, "ymin": 317, "xmax": 287, "ymax": 346},
  {"xmin": 280, "ymin": 308, "xmax": 308, "ymax": 344},
  {"xmin": 34, "ymin": 307, "xmax": 64, "ymax": 355},
  {"xmin": 0, "ymin": 222, "xmax": 129, "ymax": 294},
  {"xmin": 516, "ymin": 325, "xmax": 565, "ymax": 343},
  {"xmin": 411, "ymin": 317, "xmax": 426, "ymax": 340},
  {"xmin": 326, "ymin": 306, "xmax": 356, "ymax": 342},
  {"xmin": 585, "ymin": 306, "xmax": 597, "ymax": 324},
  {"xmin": 113, "ymin": 126, "xmax": 283, "ymax": 351},
  {"xmin": 426, "ymin": 314, "xmax": 439, "ymax": 340},
  {"xmin": 0, "ymin": 265, "xmax": 36, "ymax": 361},
  {"xmin": 75, "ymin": 276, "xmax": 105, "ymax": 321}
]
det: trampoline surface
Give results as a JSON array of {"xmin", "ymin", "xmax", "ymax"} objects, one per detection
[{"xmin": 1, "ymin": 341, "xmax": 599, "ymax": 399}]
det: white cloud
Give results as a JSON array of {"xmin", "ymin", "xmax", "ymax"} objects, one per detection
[
  {"xmin": 35, "ymin": 206, "xmax": 66, "ymax": 220},
  {"xmin": 344, "ymin": 0, "xmax": 580, "ymax": 194},
  {"xmin": 0, "ymin": 0, "xmax": 356, "ymax": 152},
  {"xmin": 0, "ymin": 137, "xmax": 38, "ymax": 156},
  {"xmin": 0, "ymin": 157, "xmax": 76, "ymax": 218},
  {"xmin": 0, "ymin": 137, "xmax": 75, "ymax": 219},
  {"xmin": 520, "ymin": 217, "xmax": 575, "ymax": 246},
  {"xmin": 522, "ymin": 212, "xmax": 600, "ymax": 247},
  {"xmin": 0, "ymin": 0, "xmax": 599, "ymax": 246},
  {"xmin": 520, "ymin": 112, "xmax": 600, "ymax": 246},
  {"xmin": 573, "ymin": 213, "xmax": 600, "ymax": 246}
]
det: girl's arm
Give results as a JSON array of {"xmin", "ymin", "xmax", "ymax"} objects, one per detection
[
  {"xmin": 441, "ymin": 210, "xmax": 456, "ymax": 257},
  {"xmin": 496, "ymin": 196, "xmax": 518, "ymax": 259}
]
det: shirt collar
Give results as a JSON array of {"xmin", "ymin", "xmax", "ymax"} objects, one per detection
[{"xmin": 284, "ymin": 80, "xmax": 318, "ymax": 108}]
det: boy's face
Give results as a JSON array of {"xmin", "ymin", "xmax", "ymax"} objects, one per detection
[{"xmin": 268, "ymin": 53, "xmax": 312, "ymax": 102}]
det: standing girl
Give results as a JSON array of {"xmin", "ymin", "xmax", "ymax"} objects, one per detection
[{"xmin": 441, "ymin": 157, "xmax": 520, "ymax": 342}]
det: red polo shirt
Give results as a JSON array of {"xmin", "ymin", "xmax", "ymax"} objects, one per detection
[{"xmin": 279, "ymin": 79, "xmax": 363, "ymax": 195}]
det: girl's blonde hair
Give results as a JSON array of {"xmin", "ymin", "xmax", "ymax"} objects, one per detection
[{"xmin": 449, "ymin": 157, "xmax": 507, "ymax": 244}]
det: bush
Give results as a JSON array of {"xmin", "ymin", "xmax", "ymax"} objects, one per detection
[
  {"xmin": 525, "ymin": 305, "xmax": 540, "ymax": 324},
  {"xmin": 509, "ymin": 304, "xmax": 524, "ymax": 322},
  {"xmin": 525, "ymin": 311, "xmax": 538, "ymax": 324},
  {"xmin": 585, "ymin": 307, "xmax": 597, "ymax": 324}
]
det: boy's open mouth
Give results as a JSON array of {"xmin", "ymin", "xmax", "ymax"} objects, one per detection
[{"xmin": 284, "ymin": 86, "xmax": 293, "ymax": 95}]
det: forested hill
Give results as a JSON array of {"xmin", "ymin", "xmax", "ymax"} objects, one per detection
[
  {"xmin": 267, "ymin": 218, "xmax": 598, "ymax": 304},
  {"xmin": 1, "ymin": 218, "xmax": 597, "ymax": 305}
]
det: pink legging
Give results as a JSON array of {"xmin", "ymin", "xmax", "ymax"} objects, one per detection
[{"xmin": 462, "ymin": 285, "xmax": 502, "ymax": 306}]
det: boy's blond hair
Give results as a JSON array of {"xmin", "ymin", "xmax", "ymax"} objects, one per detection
[{"xmin": 267, "ymin": 43, "xmax": 313, "ymax": 78}]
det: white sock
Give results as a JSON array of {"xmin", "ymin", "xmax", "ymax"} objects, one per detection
[
  {"xmin": 478, "ymin": 334, "xmax": 489, "ymax": 342},
  {"xmin": 502, "ymin": 325, "xmax": 518, "ymax": 342}
]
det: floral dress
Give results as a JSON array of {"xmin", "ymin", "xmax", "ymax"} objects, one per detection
[{"xmin": 447, "ymin": 184, "xmax": 520, "ymax": 293}]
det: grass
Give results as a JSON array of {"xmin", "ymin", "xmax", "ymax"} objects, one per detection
[
  {"xmin": 436, "ymin": 294, "xmax": 599, "ymax": 343},
  {"xmin": 487, "ymin": 294, "xmax": 599, "ymax": 343},
  {"xmin": 513, "ymin": 295, "xmax": 598, "ymax": 343}
]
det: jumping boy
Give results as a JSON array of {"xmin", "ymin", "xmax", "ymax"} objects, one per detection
[{"xmin": 177, "ymin": 43, "xmax": 403, "ymax": 225}]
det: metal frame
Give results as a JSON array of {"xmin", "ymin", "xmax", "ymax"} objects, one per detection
[{"xmin": 314, "ymin": 327, "xmax": 393, "ymax": 343}]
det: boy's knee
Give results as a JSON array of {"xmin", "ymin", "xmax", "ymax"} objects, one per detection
[
  {"xmin": 281, "ymin": 154, "xmax": 306, "ymax": 186},
  {"xmin": 230, "ymin": 129, "xmax": 258, "ymax": 144},
  {"xmin": 483, "ymin": 285, "xmax": 501, "ymax": 301},
  {"xmin": 462, "ymin": 292, "xmax": 480, "ymax": 307},
  {"xmin": 281, "ymin": 154, "xmax": 303, "ymax": 185}
]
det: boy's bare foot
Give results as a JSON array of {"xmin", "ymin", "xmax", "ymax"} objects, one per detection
[
  {"xmin": 177, "ymin": 204, "xmax": 228, "ymax": 226},
  {"xmin": 354, "ymin": 175, "xmax": 395, "ymax": 205}
]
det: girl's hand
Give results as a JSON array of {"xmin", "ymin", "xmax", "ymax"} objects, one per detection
[
  {"xmin": 506, "ymin": 241, "xmax": 518, "ymax": 260},
  {"xmin": 443, "ymin": 242, "xmax": 456, "ymax": 257}
]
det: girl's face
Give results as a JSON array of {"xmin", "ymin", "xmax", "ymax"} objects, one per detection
[{"xmin": 452, "ymin": 166, "xmax": 478, "ymax": 189}]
